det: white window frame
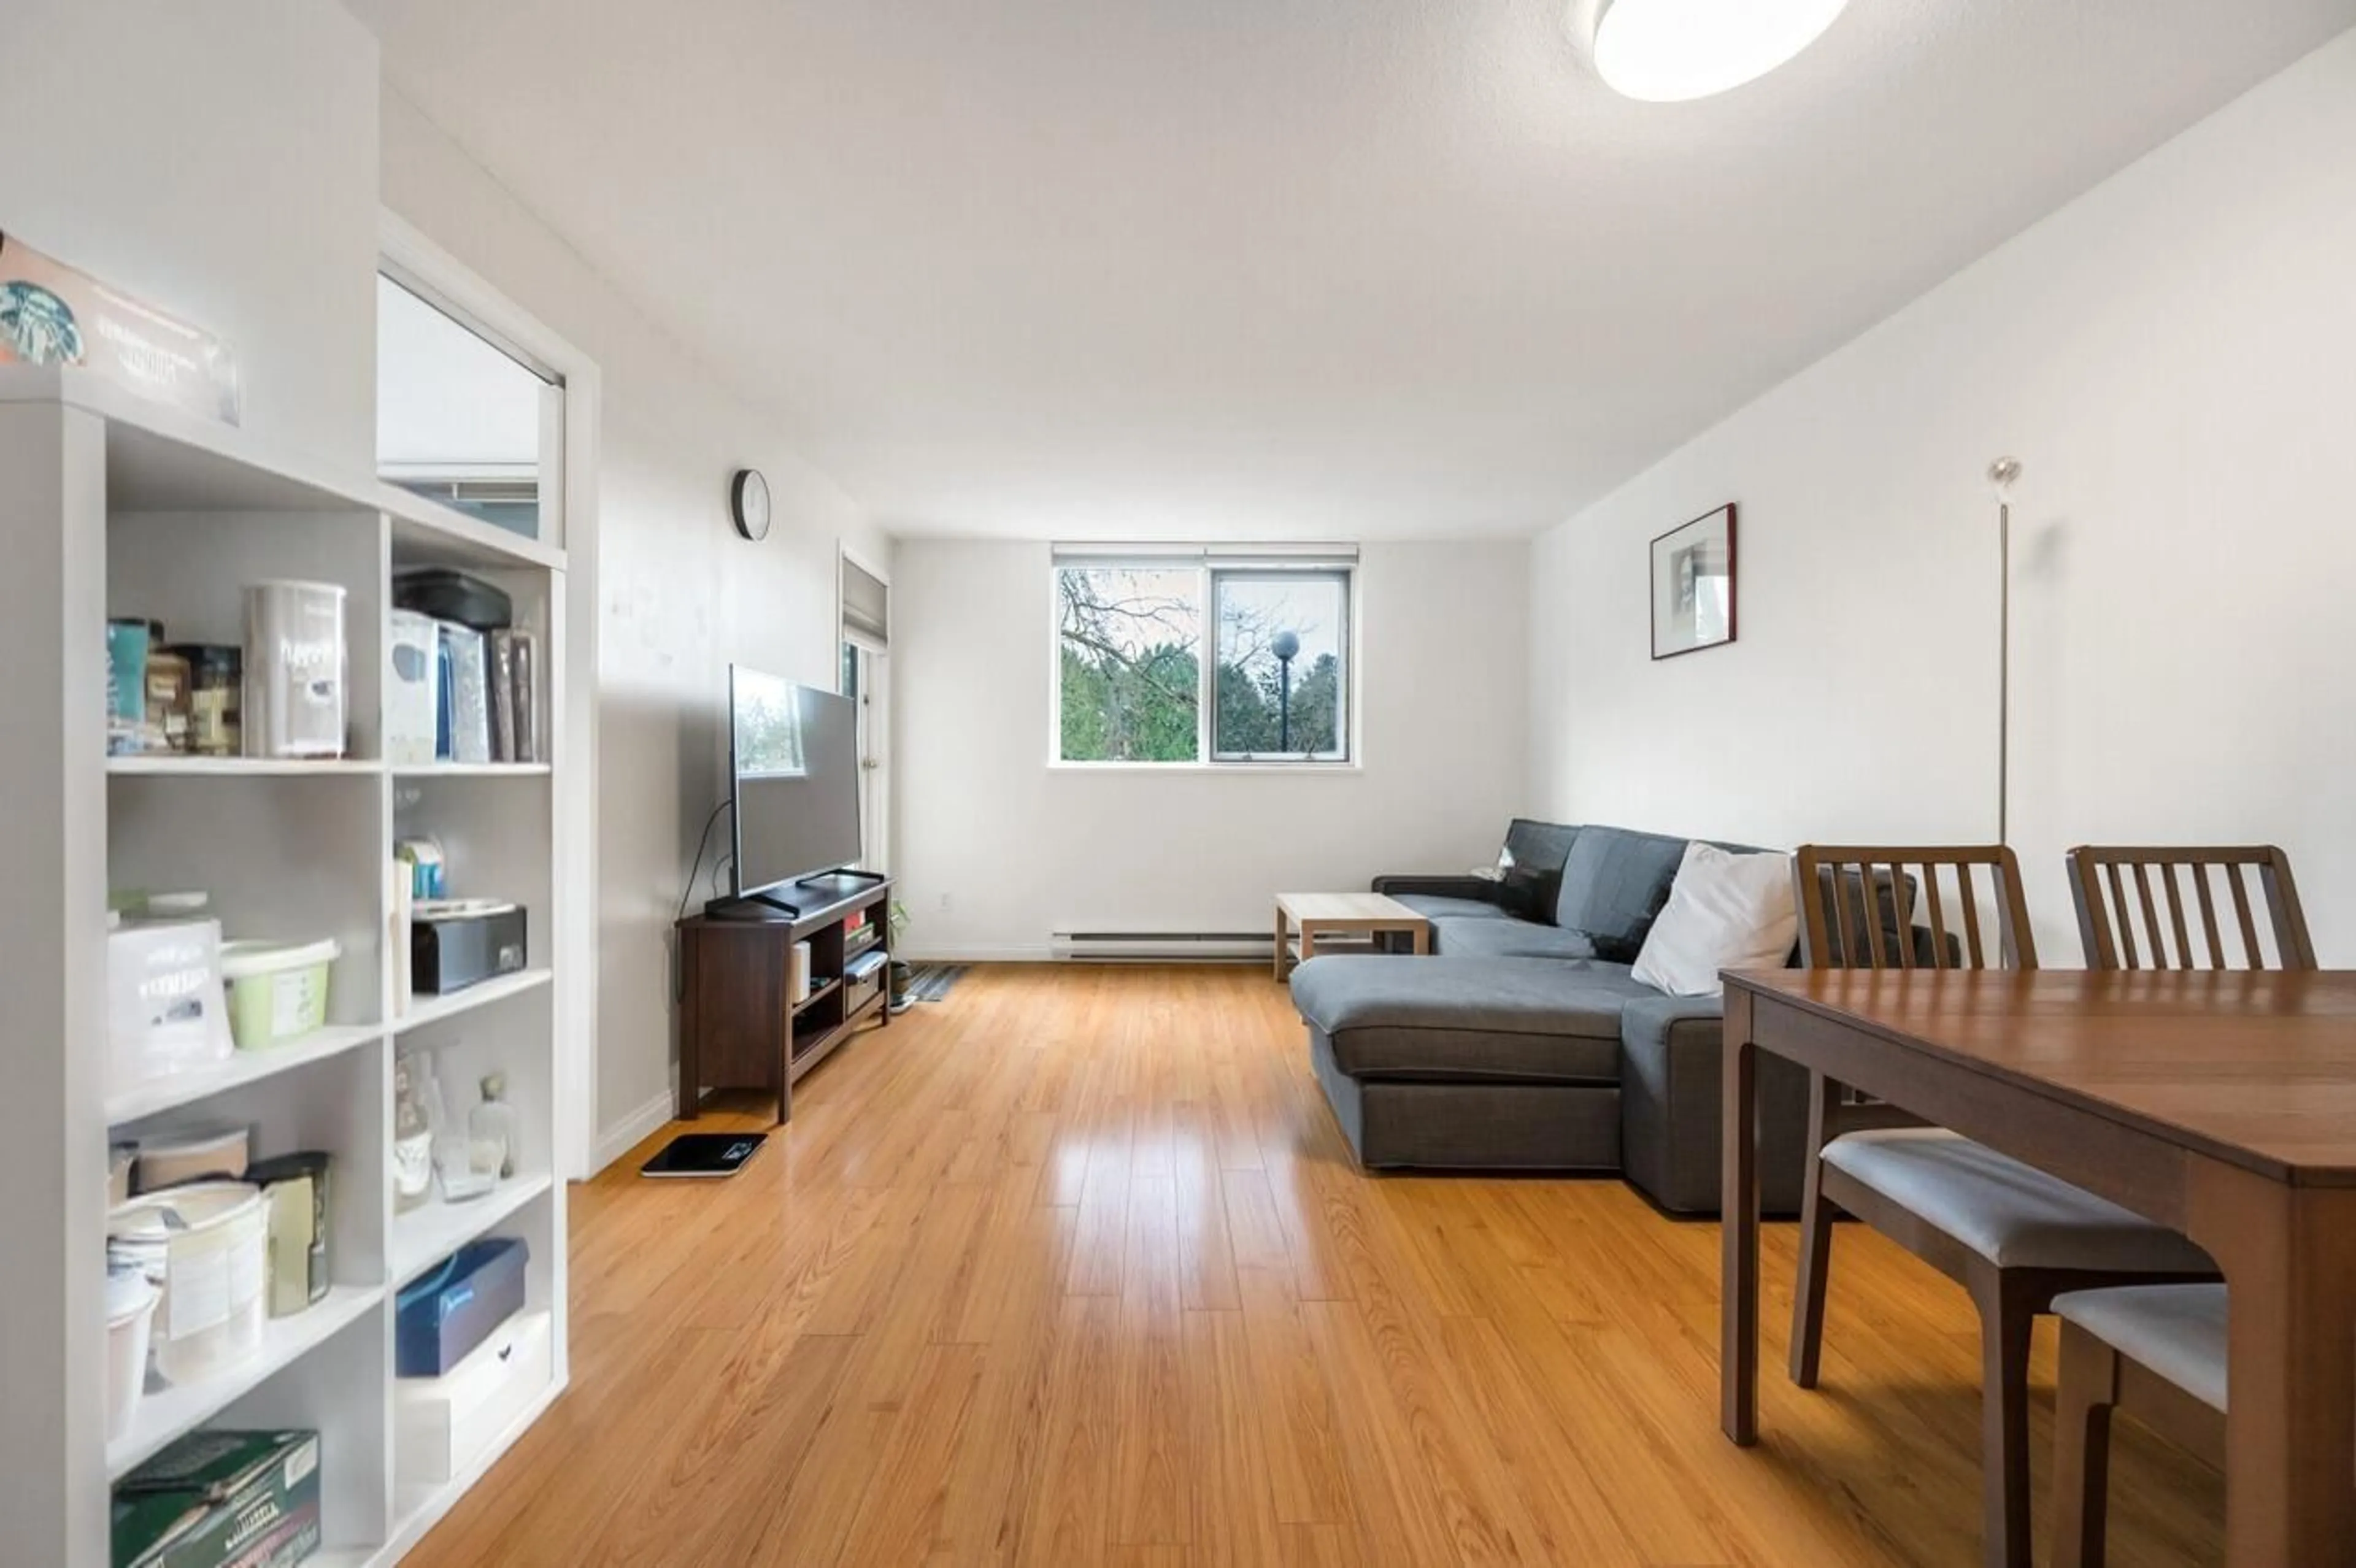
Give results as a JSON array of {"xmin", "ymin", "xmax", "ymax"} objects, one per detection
[
  {"xmin": 1207, "ymin": 566, "xmax": 1352, "ymax": 763},
  {"xmin": 380, "ymin": 209, "xmax": 603, "ymax": 1182},
  {"xmin": 838, "ymin": 542, "xmax": 891, "ymax": 874},
  {"xmin": 1048, "ymin": 544, "xmax": 1359, "ymax": 770}
]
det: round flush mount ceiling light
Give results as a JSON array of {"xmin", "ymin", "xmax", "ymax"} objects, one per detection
[{"xmin": 1579, "ymin": 0, "xmax": 1852, "ymax": 102}]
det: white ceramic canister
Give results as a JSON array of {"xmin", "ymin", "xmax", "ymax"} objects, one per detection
[{"xmin": 244, "ymin": 579, "xmax": 348, "ymax": 758}]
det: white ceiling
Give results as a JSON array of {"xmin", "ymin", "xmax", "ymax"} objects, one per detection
[{"xmin": 352, "ymin": 1, "xmax": 2355, "ymax": 540}]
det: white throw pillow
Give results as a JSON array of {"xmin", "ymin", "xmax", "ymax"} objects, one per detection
[{"xmin": 1630, "ymin": 842, "xmax": 1798, "ymax": 998}]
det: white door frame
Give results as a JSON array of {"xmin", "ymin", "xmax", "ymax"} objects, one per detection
[
  {"xmin": 839, "ymin": 544, "xmax": 890, "ymax": 875},
  {"xmin": 380, "ymin": 208, "xmax": 603, "ymax": 1183}
]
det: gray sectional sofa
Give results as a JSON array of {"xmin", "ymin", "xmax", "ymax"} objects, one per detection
[{"xmin": 1289, "ymin": 820, "xmax": 1812, "ymax": 1215}]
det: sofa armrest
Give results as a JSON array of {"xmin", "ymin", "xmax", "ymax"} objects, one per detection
[
  {"xmin": 1369, "ymin": 874, "xmax": 1506, "ymax": 904},
  {"xmin": 1617, "ymin": 992, "xmax": 1812, "ymax": 1217}
]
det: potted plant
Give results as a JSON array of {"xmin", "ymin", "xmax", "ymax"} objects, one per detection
[{"xmin": 887, "ymin": 901, "xmax": 914, "ymax": 1012}]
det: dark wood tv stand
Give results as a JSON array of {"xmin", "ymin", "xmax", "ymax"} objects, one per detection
[{"xmin": 674, "ymin": 873, "xmax": 893, "ymax": 1124}]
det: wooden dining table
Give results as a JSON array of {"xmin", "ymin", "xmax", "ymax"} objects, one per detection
[{"xmin": 1720, "ymin": 967, "xmax": 2356, "ymax": 1567}]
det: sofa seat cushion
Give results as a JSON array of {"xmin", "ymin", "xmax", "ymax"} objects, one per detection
[
  {"xmin": 1823, "ymin": 1129, "xmax": 2219, "ymax": 1274},
  {"xmin": 2052, "ymin": 1284, "xmax": 2229, "ymax": 1412},
  {"xmin": 1388, "ymin": 894, "xmax": 1515, "ymax": 924},
  {"xmin": 1553, "ymin": 826, "xmax": 1692, "ymax": 961},
  {"xmin": 1431, "ymin": 918, "xmax": 1601, "ymax": 961},
  {"xmin": 1290, "ymin": 955, "xmax": 1649, "ymax": 1085}
]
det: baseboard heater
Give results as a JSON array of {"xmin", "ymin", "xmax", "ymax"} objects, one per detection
[{"xmin": 1050, "ymin": 930, "xmax": 1274, "ymax": 963}]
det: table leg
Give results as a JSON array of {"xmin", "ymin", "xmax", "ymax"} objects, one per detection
[
  {"xmin": 1411, "ymin": 921, "xmax": 1430, "ymax": 955},
  {"xmin": 1274, "ymin": 905, "xmax": 1288, "ymax": 980},
  {"xmin": 1300, "ymin": 923, "xmax": 1318, "ymax": 966},
  {"xmin": 1721, "ymin": 985, "xmax": 1760, "ymax": 1446},
  {"xmin": 2187, "ymin": 1161, "xmax": 2356, "ymax": 1567}
]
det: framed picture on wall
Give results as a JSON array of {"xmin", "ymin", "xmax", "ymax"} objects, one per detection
[{"xmin": 1650, "ymin": 503, "xmax": 1736, "ymax": 660}]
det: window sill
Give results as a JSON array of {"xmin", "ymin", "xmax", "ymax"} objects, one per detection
[{"xmin": 1046, "ymin": 759, "xmax": 1363, "ymax": 775}]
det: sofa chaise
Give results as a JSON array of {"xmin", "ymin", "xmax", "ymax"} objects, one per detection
[{"xmin": 1290, "ymin": 819, "xmax": 1816, "ymax": 1215}]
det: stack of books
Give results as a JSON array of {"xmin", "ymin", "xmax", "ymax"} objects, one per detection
[{"xmin": 437, "ymin": 625, "xmax": 541, "ymax": 764}]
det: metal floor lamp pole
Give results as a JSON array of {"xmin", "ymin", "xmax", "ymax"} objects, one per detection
[{"xmin": 1988, "ymin": 456, "xmax": 2021, "ymax": 846}]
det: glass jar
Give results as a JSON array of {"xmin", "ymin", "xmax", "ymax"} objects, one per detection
[
  {"xmin": 144, "ymin": 642, "xmax": 191, "ymax": 753},
  {"xmin": 469, "ymin": 1072, "xmax": 518, "ymax": 1180},
  {"xmin": 173, "ymin": 644, "xmax": 242, "ymax": 756},
  {"xmin": 392, "ymin": 1052, "xmax": 434, "ymax": 1212}
]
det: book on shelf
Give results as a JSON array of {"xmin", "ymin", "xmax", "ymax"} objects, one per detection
[
  {"xmin": 487, "ymin": 629, "xmax": 541, "ymax": 764},
  {"xmin": 488, "ymin": 632, "xmax": 517, "ymax": 763},
  {"xmin": 437, "ymin": 623, "xmax": 492, "ymax": 765}
]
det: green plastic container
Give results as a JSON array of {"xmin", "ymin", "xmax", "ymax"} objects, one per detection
[{"xmin": 220, "ymin": 938, "xmax": 340, "ymax": 1050}]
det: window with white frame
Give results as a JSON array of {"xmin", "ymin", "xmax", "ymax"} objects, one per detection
[{"xmin": 1053, "ymin": 545, "xmax": 1355, "ymax": 764}]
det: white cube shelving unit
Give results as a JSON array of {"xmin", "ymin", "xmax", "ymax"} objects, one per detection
[{"xmin": 0, "ymin": 365, "xmax": 573, "ymax": 1567}]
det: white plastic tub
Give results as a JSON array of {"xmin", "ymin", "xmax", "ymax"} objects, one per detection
[
  {"xmin": 244, "ymin": 579, "xmax": 348, "ymax": 758},
  {"xmin": 106, "ymin": 1269, "xmax": 158, "ymax": 1442},
  {"xmin": 132, "ymin": 1126, "xmax": 251, "ymax": 1193},
  {"xmin": 107, "ymin": 1182, "xmax": 268, "ymax": 1385},
  {"xmin": 221, "ymin": 937, "xmax": 341, "ymax": 1050}
]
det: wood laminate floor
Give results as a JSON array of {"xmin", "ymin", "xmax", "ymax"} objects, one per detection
[{"xmin": 408, "ymin": 964, "xmax": 2219, "ymax": 1567}]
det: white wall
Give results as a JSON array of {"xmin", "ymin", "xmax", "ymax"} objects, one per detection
[
  {"xmin": 1528, "ymin": 28, "xmax": 2356, "ymax": 962},
  {"xmin": 895, "ymin": 540, "xmax": 1527, "ymax": 958},
  {"xmin": 380, "ymin": 91, "xmax": 893, "ymax": 1153},
  {"xmin": 0, "ymin": 0, "xmax": 381, "ymax": 470}
]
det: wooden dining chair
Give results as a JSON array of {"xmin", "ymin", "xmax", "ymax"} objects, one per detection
[
  {"xmin": 1787, "ymin": 846, "xmax": 2219, "ymax": 1568},
  {"xmin": 2066, "ymin": 844, "xmax": 2316, "ymax": 971},
  {"xmin": 2049, "ymin": 1284, "xmax": 2227, "ymax": 1568},
  {"xmin": 2042, "ymin": 845, "xmax": 2312, "ymax": 1565}
]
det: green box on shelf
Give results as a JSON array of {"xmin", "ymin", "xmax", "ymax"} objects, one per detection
[{"xmin": 111, "ymin": 1429, "xmax": 321, "ymax": 1568}]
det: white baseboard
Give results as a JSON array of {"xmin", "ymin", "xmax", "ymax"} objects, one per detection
[
  {"xmin": 591, "ymin": 1091, "xmax": 676, "ymax": 1175},
  {"xmin": 896, "ymin": 943, "xmax": 1054, "ymax": 963}
]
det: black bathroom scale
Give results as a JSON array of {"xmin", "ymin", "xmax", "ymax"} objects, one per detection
[{"xmin": 639, "ymin": 1132, "xmax": 768, "ymax": 1178}]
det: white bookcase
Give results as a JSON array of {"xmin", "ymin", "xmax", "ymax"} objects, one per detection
[{"xmin": 0, "ymin": 366, "xmax": 572, "ymax": 1567}]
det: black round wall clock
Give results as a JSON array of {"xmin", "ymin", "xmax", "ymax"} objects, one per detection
[{"xmin": 730, "ymin": 468, "xmax": 772, "ymax": 542}]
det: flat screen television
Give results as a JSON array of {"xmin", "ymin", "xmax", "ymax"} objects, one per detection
[{"xmin": 723, "ymin": 666, "xmax": 863, "ymax": 908}]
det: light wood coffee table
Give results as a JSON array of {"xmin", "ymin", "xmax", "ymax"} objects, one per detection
[{"xmin": 1273, "ymin": 891, "xmax": 1430, "ymax": 979}]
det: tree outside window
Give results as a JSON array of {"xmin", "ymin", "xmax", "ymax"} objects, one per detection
[
  {"xmin": 1055, "ymin": 558, "xmax": 1352, "ymax": 764},
  {"xmin": 1211, "ymin": 572, "xmax": 1345, "ymax": 759},
  {"xmin": 1057, "ymin": 566, "xmax": 1203, "ymax": 762}
]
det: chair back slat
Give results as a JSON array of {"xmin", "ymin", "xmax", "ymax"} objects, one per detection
[
  {"xmin": 2131, "ymin": 864, "xmax": 2165, "ymax": 967},
  {"xmin": 1828, "ymin": 870, "xmax": 1860, "ymax": 967},
  {"xmin": 2103, "ymin": 863, "xmax": 2139, "ymax": 967},
  {"xmin": 2068, "ymin": 846, "xmax": 2317, "ymax": 971},
  {"xmin": 1860, "ymin": 882, "xmax": 1889, "ymax": 968},
  {"xmin": 1885, "ymin": 864, "xmax": 1915, "ymax": 970},
  {"xmin": 2158, "ymin": 867, "xmax": 2193, "ymax": 968},
  {"xmin": 1956, "ymin": 863, "xmax": 1987, "ymax": 967},
  {"xmin": 1793, "ymin": 846, "xmax": 2035, "ymax": 972},
  {"xmin": 2190, "ymin": 869, "xmax": 2225, "ymax": 969},
  {"xmin": 2227, "ymin": 866, "xmax": 2262, "ymax": 968},
  {"xmin": 1920, "ymin": 869, "xmax": 1951, "ymax": 970}
]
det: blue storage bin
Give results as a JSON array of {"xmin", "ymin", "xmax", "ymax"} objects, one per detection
[{"xmin": 397, "ymin": 1236, "xmax": 529, "ymax": 1377}]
